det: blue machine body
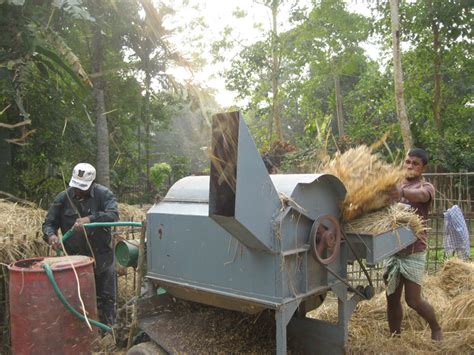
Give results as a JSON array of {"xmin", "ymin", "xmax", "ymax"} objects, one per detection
[{"xmin": 147, "ymin": 173, "xmax": 347, "ymax": 312}]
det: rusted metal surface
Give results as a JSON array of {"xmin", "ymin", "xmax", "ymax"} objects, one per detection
[{"xmin": 310, "ymin": 214, "xmax": 342, "ymax": 265}]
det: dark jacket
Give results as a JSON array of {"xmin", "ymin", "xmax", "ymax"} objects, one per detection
[{"xmin": 42, "ymin": 183, "xmax": 119, "ymax": 271}]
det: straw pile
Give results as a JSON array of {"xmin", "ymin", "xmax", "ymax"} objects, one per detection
[
  {"xmin": 0, "ymin": 200, "xmax": 48, "ymax": 265},
  {"xmin": 344, "ymin": 203, "xmax": 426, "ymax": 236},
  {"xmin": 317, "ymin": 145, "xmax": 405, "ymax": 221},
  {"xmin": 308, "ymin": 258, "xmax": 474, "ymax": 354},
  {"xmin": 437, "ymin": 257, "xmax": 474, "ymax": 297}
]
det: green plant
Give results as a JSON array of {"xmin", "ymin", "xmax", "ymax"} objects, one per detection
[{"xmin": 150, "ymin": 162, "xmax": 171, "ymax": 190}]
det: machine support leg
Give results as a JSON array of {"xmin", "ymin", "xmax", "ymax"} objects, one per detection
[
  {"xmin": 329, "ymin": 282, "xmax": 361, "ymax": 347},
  {"xmin": 276, "ymin": 310, "xmax": 287, "ymax": 355},
  {"xmin": 275, "ymin": 300, "xmax": 300, "ymax": 355}
]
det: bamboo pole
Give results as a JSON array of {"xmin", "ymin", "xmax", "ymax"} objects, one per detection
[{"xmin": 127, "ymin": 221, "xmax": 147, "ymax": 349}]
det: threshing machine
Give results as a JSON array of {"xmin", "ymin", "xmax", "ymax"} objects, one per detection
[{"xmin": 130, "ymin": 112, "xmax": 416, "ymax": 354}]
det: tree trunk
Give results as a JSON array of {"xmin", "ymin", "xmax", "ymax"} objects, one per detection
[
  {"xmin": 90, "ymin": 2, "xmax": 110, "ymax": 187},
  {"xmin": 143, "ymin": 71, "xmax": 151, "ymax": 194},
  {"xmin": 334, "ymin": 74, "xmax": 344, "ymax": 136},
  {"xmin": 389, "ymin": 0, "xmax": 413, "ymax": 152},
  {"xmin": 431, "ymin": 7, "xmax": 443, "ymax": 137},
  {"xmin": 270, "ymin": 0, "xmax": 283, "ymax": 142}
]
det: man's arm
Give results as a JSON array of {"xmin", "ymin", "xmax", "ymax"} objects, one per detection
[
  {"xmin": 400, "ymin": 187, "xmax": 433, "ymax": 203},
  {"xmin": 389, "ymin": 183, "xmax": 435, "ymax": 203},
  {"xmin": 390, "ymin": 182, "xmax": 434, "ymax": 204},
  {"xmin": 401, "ymin": 184, "xmax": 433, "ymax": 203},
  {"xmin": 42, "ymin": 191, "xmax": 65, "ymax": 243}
]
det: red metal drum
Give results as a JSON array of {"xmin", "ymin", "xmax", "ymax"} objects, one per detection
[{"xmin": 9, "ymin": 256, "xmax": 99, "ymax": 355}]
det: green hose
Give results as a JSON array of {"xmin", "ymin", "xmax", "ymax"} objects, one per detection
[
  {"xmin": 56, "ymin": 221, "xmax": 143, "ymax": 256},
  {"xmin": 61, "ymin": 221, "xmax": 143, "ymax": 243},
  {"xmin": 42, "ymin": 263, "xmax": 112, "ymax": 333},
  {"xmin": 49, "ymin": 221, "xmax": 143, "ymax": 329}
]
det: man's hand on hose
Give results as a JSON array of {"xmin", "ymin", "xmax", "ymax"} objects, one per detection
[
  {"xmin": 48, "ymin": 234, "xmax": 61, "ymax": 250},
  {"xmin": 73, "ymin": 216, "xmax": 91, "ymax": 231}
]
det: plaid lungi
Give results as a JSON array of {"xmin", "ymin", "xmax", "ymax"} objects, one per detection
[
  {"xmin": 444, "ymin": 204, "xmax": 470, "ymax": 260},
  {"xmin": 384, "ymin": 252, "xmax": 426, "ymax": 296}
]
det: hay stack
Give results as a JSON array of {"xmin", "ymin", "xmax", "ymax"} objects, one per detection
[
  {"xmin": 0, "ymin": 200, "xmax": 48, "ymax": 264},
  {"xmin": 443, "ymin": 290, "xmax": 474, "ymax": 331},
  {"xmin": 438, "ymin": 258, "xmax": 474, "ymax": 297},
  {"xmin": 309, "ymin": 259, "xmax": 474, "ymax": 354},
  {"xmin": 354, "ymin": 259, "xmax": 474, "ymax": 354},
  {"xmin": 317, "ymin": 145, "xmax": 405, "ymax": 221}
]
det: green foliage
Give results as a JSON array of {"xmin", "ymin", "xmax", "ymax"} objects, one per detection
[
  {"xmin": 0, "ymin": 0, "xmax": 204, "ymax": 205},
  {"xmin": 150, "ymin": 162, "xmax": 171, "ymax": 190},
  {"xmin": 168, "ymin": 155, "xmax": 191, "ymax": 183},
  {"xmin": 368, "ymin": 0, "xmax": 474, "ymax": 170},
  {"xmin": 1, "ymin": 0, "xmax": 472, "ymax": 207}
]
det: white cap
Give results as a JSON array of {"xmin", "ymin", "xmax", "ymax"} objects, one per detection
[{"xmin": 69, "ymin": 163, "xmax": 96, "ymax": 191}]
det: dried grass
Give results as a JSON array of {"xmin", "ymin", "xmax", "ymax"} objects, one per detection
[
  {"xmin": 209, "ymin": 114, "xmax": 238, "ymax": 193},
  {"xmin": 438, "ymin": 258, "xmax": 474, "ymax": 297},
  {"xmin": 309, "ymin": 259, "xmax": 474, "ymax": 354},
  {"xmin": 0, "ymin": 200, "xmax": 48, "ymax": 265},
  {"xmin": 344, "ymin": 203, "xmax": 426, "ymax": 236},
  {"xmin": 443, "ymin": 290, "xmax": 474, "ymax": 331},
  {"xmin": 117, "ymin": 203, "xmax": 146, "ymax": 222},
  {"xmin": 117, "ymin": 269, "xmax": 136, "ymax": 304},
  {"xmin": 317, "ymin": 145, "xmax": 405, "ymax": 221}
]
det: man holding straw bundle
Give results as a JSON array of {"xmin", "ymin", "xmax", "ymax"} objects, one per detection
[{"xmin": 384, "ymin": 148, "xmax": 442, "ymax": 341}]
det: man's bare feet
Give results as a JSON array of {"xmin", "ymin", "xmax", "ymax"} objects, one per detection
[{"xmin": 431, "ymin": 328, "xmax": 442, "ymax": 341}]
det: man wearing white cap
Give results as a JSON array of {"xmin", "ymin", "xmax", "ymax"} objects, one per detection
[{"xmin": 42, "ymin": 163, "xmax": 119, "ymax": 326}]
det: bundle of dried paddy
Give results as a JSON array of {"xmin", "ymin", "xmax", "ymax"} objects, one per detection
[
  {"xmin": 438, "ymin": 258, "xmax": 474, "ymax": 297},
  {"xmin": 344, "ymin": 203, "xmax": 426, "ymax": 237},
  {"xmin": 317, "ymin": 145, "xmax": 405, "ymax": 221},
  {"xmin": 442, "ymin": 289, "xmax": 474, "ymax": 331}
]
